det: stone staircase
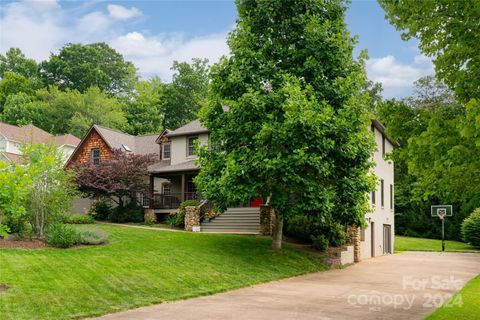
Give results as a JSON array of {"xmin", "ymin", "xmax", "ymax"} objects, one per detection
[{"xmin": 200, "ymin": 207, "xmax": 260, "ymax": 234}]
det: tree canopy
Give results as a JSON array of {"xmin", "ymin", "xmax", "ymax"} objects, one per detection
[
  {"xmin": 40, "ymin": 43, "xmax": 137, "ymax": 95},
  {"xmin": 161, "ymin": 58, "xmax": 210, "ymax": 130},
  {"xmin": 0, "ymin": 48, "xmax": 39, "ymax": 79},
  {"xmin": 379, "ymin": 0, "xmax": 480, "ymax": 102},
  {"xmin": 196, "ymin": 0, "xmax": 375, "ymax": 249}
]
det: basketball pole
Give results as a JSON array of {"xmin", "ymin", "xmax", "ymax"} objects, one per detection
[{"xmin": 441, "ymin": 217, "xmax": 445, "ymax": 252}]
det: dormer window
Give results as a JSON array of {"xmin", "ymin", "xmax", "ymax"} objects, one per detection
[
  {"xmin": 162, "ymin": 143, "xmax": 171, "ymax": 160},
  {"xmin": 187, "ymin": 136, "xmax": 198, "ymax": 156},
  {"xmin": 91, "ymin": 148, "xmax": 101, "ymax": 165}
]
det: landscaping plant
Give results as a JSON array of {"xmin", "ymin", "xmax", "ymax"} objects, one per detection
[
  {"xmin": 62, "ymin": 214, "xmax": 95, "ymax": 224},
  {"xmin": 166, "ymin": 200, "xmax": 200, "ymax": 227},
  {"xmin": 462, "ymin": 208, "xmax": 480, "ymax": 247}
]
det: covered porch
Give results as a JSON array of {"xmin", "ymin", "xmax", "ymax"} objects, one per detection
[{"xmin": 149, "ymin": 171, "xmax": 201, "ymax": 212}]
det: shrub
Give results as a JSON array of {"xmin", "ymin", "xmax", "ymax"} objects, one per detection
[
  {"xmin": 108, "ymin": 202, "xmax": 144, "ymax": 223},
  {"xmin": 45, "ymin": 224, "xmax": 80, "ymax": 248},
  {"xmin": 88, "ymin": 200, "xmax": 112, "ymax": 221},
  {"xmin": 0, "ymin": 223, "xmax": 10, "ymax": 238},
  {"xmin": 1, "ymin": 216, "xmax": 28, "ymax": 236},
  {"xmin": 327, "ymin": 223, "xmax": 346, "ymax": 247},
  {"xmin": 75, "ymin": 226, "xmax": 108, "ymax": 245},
  {"xmin": 168, "ymin": 200, "xmax": 200, "ymax": 227},
  {"xmin": 63, "ymin": 214, "xmax": 94, "ymax": 224},
  {"xmin": 462, "ymin": 208, "xmax": 480, "ymax": 247},
  {"xmin": 311, "ymin": 235, "xmax": 329, "ymax": 251}
]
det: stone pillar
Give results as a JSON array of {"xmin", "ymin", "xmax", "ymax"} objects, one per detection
[
  {"xmin": 260, "ymin": 205, "xmax": 274, "ymax": 236},
  {"xmin": 184, "ymin": 206, "xmax": 201, "ymax": 231},
  {"xmin": 347, "ymin": 226, "xmax": 361, "ymax": 262},
  {"xmin": 144, "ymin": 208, "xmax": 157, "ymax": 223}
]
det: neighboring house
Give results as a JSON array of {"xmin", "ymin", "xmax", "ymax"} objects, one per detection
[{"xmin": 0, "ymin": 122, "xmax": 80, "ymax": 163}]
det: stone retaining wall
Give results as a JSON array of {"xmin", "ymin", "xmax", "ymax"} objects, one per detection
[{"xmin": 184, "ymin": 206, "xmax": 201, "ymax": 231}]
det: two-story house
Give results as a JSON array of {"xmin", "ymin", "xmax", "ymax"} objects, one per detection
[
  {"xmin": 149, "ymin": 118, "xmax": 396, "ymax": 258},
  {"xmin": 67, "ymin": 119, "xmax": 396, "ymax": 259},
  {"xmin": 0, "ymin": 122, "xmax": 80, "ymax": 163}
]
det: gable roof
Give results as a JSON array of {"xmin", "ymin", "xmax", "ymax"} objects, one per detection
[
  {"xmin": 0, "ymin": 152, "xmax": 22, "ymax": 164},
  {"xmin": 165, "ymin": 120, "xmax": 209, "ymax": 138},
  {"xmin": 0, "ymin": 122, "xmax": 80, "ymax": 147},
  {"xmin": 371, "ymin": 119, "xmax": 400, "ymax": 147}
]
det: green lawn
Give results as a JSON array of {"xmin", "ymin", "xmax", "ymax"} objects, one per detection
[
  {"xmin": 0, "ymin": 225, "xmax": 325, "ymax": 320},
  {"xmin": 426, "ymin": 275, "xmax": 480, "ymax": 320},
  {"xmin": 395, "ymin": 236, "xmax": 480, "ymax": 253}
]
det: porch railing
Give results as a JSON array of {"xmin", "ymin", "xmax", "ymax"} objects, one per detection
[{"xmin": 151, "ymin": 192, "xmax": 202, "ymax": 209}]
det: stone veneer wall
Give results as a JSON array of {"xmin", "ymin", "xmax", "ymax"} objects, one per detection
[
  {"xmin": 144, "ymin": 208, "xmax": 157, "ymax": 223},
  {"xmin": 184, "ymin": 206, "xmax": 201, "ymax": 231},
  {"xmin": 347, "ymin": 226, "xmax": 361, "ymax": 262},
  {"xmin": 260, "ymin": 205, "xmax": 274, "ymax": 236}
]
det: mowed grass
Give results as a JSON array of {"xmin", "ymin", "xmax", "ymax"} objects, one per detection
[
  {"xmin": 395, "ymin": 236, "xmax": 480, "ymax": 253},
  {"xmin": 0, "ymin": 225, "xmax": 325, "ymax": 319},
  {"xmin": 426, "ymin": 275, "xmax": 480, "ymax": 320}
]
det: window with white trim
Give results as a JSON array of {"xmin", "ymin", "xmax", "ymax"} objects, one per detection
[
  {"xmin": 162, "ymin": 143, "xmax": 171, "ymax": 160},
  {"xmin": 187, "ymin": 136, "xmax": 198, "ymax": 156}
]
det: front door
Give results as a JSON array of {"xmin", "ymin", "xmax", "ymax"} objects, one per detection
[{"xmin": 383, "ymin": 224, "xmax": 392, "ymax": 254}]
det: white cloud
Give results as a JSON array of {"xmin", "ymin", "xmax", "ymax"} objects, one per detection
[
  {"xmin": 107, "ymin": 4, "xmax": 142, "ymax": 20},
  {"xmin": 110, "ymin": 31, "xmax": 230, "ymax": 80},
  {"xmin": 366, "ymin": 54, "xmax": 434, "ymax": 98},
  {"xmin": 0, "ymin": 0, "xmax": 229, "ymax": 81}
]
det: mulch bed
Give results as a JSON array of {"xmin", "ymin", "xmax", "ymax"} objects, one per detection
[{"xmin": 0, "ymin": 238, "xmax": 51, "ymax": 249}]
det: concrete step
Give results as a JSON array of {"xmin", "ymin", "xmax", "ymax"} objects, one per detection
[{"xmin": 211, "ymin": 216, "xmax": 260, "ymax": 221}]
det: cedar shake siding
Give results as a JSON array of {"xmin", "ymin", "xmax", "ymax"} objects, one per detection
[{"xmin": 68, "ymin": 129, "xmax": 113, "ymax": 166}]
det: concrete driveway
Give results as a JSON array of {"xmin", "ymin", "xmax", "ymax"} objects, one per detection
[{"xmin": 93, "ymin": 252, "xmax": 480, "ymax": 320}]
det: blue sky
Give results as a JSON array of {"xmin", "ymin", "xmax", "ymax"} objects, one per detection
[{"xmin": 0, "ymin": 0, "xmax": 433, "ymax": 98}]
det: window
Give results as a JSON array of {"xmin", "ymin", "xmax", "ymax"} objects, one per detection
[
  {"xmin": 390, "ymin": 184, "xmax": 393, "ymax": 210},
  {"xmin": 187, "ymin": 136, "xmax": 198, "ymax": 156},
  {"xmin": 162, "ymin": 143, "xmax": 171, "ymax": 160},
  {"xmin": 382, "ymin": 134, "xmax": 386, "ymax": 155},
  {"xmin": 371, "ymin": 190, "xmax": 376, "ymax": 205},
  {"xmin": 91, "ymin": 148, "xmax": 101, "ymax": 165},
  {"xmin": 162, "ymin": 184, "xmax": 171, "ymax": 195},
  {"xmin": 380, "ymin": 179, "xmax": 385, "ymax": 208}
]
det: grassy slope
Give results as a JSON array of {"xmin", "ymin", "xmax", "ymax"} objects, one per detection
[
  {"xmin": 0, "ymin": 225, "xmax": 325, "ymax": 320},
  {"xmin": 426, "ymin": 275, "xmax": 480, "ymax": 320},
  {"xmin": 395, "ymin": 236, "xmax": 480, "ymax": 253}
]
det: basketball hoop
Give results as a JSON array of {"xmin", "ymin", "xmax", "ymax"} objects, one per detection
[
  {"xmin": 436, "ymin": 208, "xmax": 447, "ymax": 220},
  {"xmin": 431, "ymin": 205, "xmax": 453, "ymax": 252}
]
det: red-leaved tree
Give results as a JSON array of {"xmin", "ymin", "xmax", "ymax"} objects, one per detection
[{"xmin": 70, "ymin": 149, "xmax": 156, "ymax": 207}]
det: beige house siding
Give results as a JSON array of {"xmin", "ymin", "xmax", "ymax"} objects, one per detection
[
  {"xmin": 361, "ymin": 126, "xmax": 395, "ymax": 259},
  {"xmin": 170, "ymin": 133, "xmax": 209, "ymax": 165}
]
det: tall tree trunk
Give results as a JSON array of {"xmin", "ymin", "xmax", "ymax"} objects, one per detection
[{"xmin": 272, "ymin": 212, "xmax": 283, "ymax": 250}]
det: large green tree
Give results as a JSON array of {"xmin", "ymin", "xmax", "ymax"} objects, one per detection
[
  {"xmin": 2, "ymin": 86, "xmax": 127, "ymax": 138},
  {"xmin": 378, "ymin": 76, "xmax": 477, "ymax": 240},
  {"xmin": 40, "ymin": 43, "xmax": 137, "ymax": 95},
  {"xmin": 0, "ymin": 48, "xmax": 39, "ymax": 79},
  {"xmin": 379, "ymin": 0, "xmax": 480, "ymax": 102},
  {"xmin": 161, "ymin": 58, "xmax": 209, "ymax": 130},
  {"xmin": 121, "ymin": 78, "xmax": 164, "ymax": 135},
  {"xmin": 196, "ymin": 0, "xmax": 375, "ymax": 250}
]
